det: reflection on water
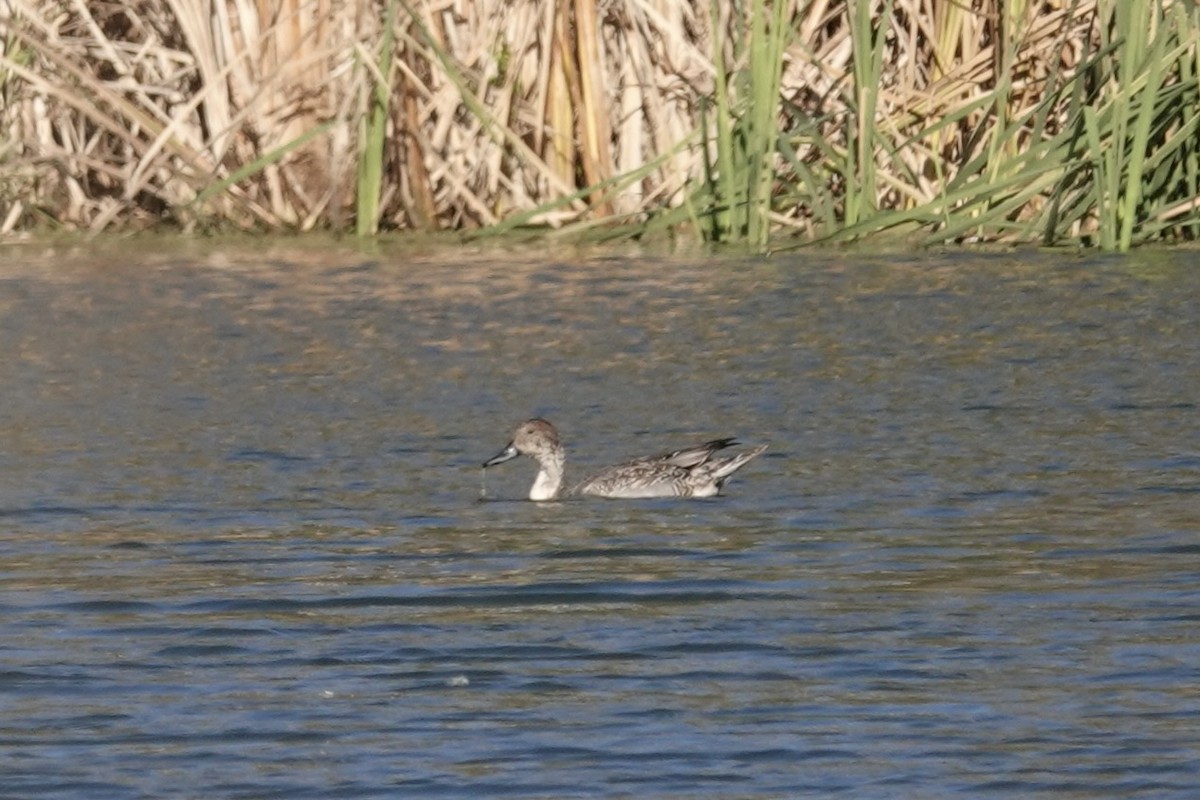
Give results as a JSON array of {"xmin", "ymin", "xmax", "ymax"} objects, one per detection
[{"xmin": 1, "ymin": 241, "xmax": 1199, "ymax": 797}]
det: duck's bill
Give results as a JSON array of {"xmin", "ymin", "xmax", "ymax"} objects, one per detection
[{"xmin": 483, "ymin": 442, "xmax": 519, "ymax": 468}]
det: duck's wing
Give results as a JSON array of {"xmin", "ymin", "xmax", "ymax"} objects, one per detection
[
  {"xmin": 573, "ymin": 460, "xmax": 691, "ymax": 498},
  {"xmin": 646, "ymin": 437, "xmax": 739, "ymax": 468}
]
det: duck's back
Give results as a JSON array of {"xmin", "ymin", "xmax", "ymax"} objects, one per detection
[
  {"xmin": 574, "ymin": 439, "xmax": 766, "ymax": 499},
  {"xmin": 575, "ymin": 461, "xmax": 693, "ymax": 498}
]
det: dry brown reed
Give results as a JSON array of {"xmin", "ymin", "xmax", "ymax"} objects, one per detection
[{"xmin": 0, "ymin": 0, "xmax": 1195, "ymax": 245}]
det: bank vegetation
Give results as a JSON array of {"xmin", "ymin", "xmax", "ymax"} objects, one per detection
[{"xmin": 1, "ymin": 0, "xmax": 1199, "ymax": 250}]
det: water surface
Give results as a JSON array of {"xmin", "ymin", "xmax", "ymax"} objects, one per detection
[{"xmin": 1, "ymin": 242, "xmax": 1198, "ymax": 797}]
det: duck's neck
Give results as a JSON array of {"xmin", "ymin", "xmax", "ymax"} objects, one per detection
[{"xmin": 530, "ymin": 450, "xmax": 566, "ymax": 501}]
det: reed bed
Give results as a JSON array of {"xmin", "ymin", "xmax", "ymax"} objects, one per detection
[{"xmin": 1, "ymin": 0, "xmax": 1198, "ymax": 249}]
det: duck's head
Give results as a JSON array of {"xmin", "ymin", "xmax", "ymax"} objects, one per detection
[{"xmin": 483, "ymin": 418, "xmax": 561, "ymax": 467}]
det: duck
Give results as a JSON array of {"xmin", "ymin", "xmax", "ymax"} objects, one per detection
[{"xmin": 483, "ymin": 418, "xmax": 767, "ymax": 500}]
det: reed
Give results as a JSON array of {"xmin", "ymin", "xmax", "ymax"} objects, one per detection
[
  {"xmin": 357, "ymin": 0, "xmax": 397, "ymax": 236},
  {"xmin": 0, "ymin": 0, "xmax": 1198, "ymax": 248},
  {"xmin": 692, "ymin": 0, "xmax": 790, "ymax": 247}
]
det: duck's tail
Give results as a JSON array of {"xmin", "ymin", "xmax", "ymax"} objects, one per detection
[{"xmin": 705, "ymin": 444, "xmax": 768, "ymax": 487}]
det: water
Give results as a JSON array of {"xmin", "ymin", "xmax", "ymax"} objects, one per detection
[{"xmin": 1, "ymin": 242, "xmax": 1198, "ymax": 798}]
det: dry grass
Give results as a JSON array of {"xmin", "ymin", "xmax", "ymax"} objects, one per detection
[{"xmin": 0, "ymin": 0, "xmax": 1198, "ymax": 247}]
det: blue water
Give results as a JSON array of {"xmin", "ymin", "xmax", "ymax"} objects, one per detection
[{"xmin": 1, "ymin": 243, "xmax": 1198, "ymax": 797}]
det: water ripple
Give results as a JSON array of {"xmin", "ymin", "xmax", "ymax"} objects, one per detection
[{"xmin": 2, "ymin": 249, "xmax": 1199, "ymax": 797}]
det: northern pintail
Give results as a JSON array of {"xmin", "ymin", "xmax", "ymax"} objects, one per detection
[{"xmin": 483, "ymin": 418, "xmax": 767, "ymax": 500}]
